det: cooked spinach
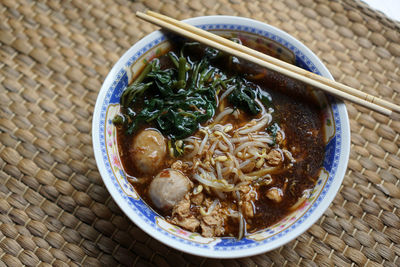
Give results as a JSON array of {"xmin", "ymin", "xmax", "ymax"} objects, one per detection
[
  {"xmin": 228, "ymin": 78, "xmax": 261, "ymax": 115},
  {"xmin": 115, "ymin": 42, "xmax": 270, "ymax": 141}
]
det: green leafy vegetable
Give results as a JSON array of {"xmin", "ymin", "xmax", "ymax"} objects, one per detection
[
  {"xmin": 228, "ymin": 78, "xmax": 261, "ymax": 115},
  {"xmin": 117, "ymin": 46, "xmax": 220, "ymax": 140},
  {"xmin": 114, "ymin": 41, "xmax": 271, "ymax": 143},
  {"xmin": 258, "ymin": 89, "xmax": 272, "ymax": 107}
]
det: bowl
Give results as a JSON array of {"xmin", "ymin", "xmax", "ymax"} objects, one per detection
[{"xmin": 92, "ymin": 15, "xmax": 350, "ymax": 258}]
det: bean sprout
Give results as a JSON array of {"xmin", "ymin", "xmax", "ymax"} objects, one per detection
[
  {"xmin": 219, "ymin": 85, "xmax": 235, "ymax": 102},
  {"xmin": 237, "ymin": 113, "xmax": 272, "ymax": 135},
  {"xmin": 213, "ymin": 108, "xmax": 234, "ymax": 123}
]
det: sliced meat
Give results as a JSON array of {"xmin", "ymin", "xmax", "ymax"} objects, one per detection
[
  {"xmin": 171, "ymin": 160, "xmax": 190, "ymax": 173},
  {"xmin": 191, "ymin": 192, "xmax": 204, "ymax": 205},
  {"xmin": 266, "ymin": 187, "xmax": 283, "ymax": 203},
  {"xmin": 276, "ymin": 131, "xmax": 284, "ymax": 144},
  {"xmin": 200, "ymin": 210, "xmax": 225, "ymax": 237},
  {"xmin": 172, "ymin": 195, "xmax": 191, "ymax": 218},
  {"xmin": 202, "ymin": 214, "xmax": 221, "ymax": 226},
  {"xmin": 172, "ymin": 216, "xmax": 200, "ymax": 232},
  {"xmin": 214, "ymin": 224, "xmax": 225, "ymax": 236},
  {"xmin": 200, "ymin": 222, "xmax": 214, "ymax": 237},
  {"xmin": 237, "ymin": 184, "xmax": 251, "ymax": 194},
  {"xmin": 242, "ymin": 201, "xmax": 254, "ymax": 218},
  {"xmin": 170, "ymin": 195, "xmax": 200, "ymax": 232},
  {"xmin": 266, "ymin": 149, "xmax": 283, "ymax": 165}
]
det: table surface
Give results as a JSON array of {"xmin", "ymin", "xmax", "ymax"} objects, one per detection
[
  {"xmin": 361, "ymin": 0, "xmax": 400, "ymax": 21},
  {"xmin": 1, "ymin": 0, "xmax": 400, "ymax": 266}
]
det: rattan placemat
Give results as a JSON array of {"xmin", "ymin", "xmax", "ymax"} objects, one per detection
[{"xmin": 1, "ymin": 0, "xmax": 399, "ymax": 266}]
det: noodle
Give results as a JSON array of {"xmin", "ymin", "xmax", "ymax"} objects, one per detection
[
  {"xmin": 209, "ymin": 141, "xmax": 219, "ymax": 154},
  {"xmin": 193, "ymin": 174, "xmax": 235, "ymax": 192},
  {"xmin": 219, "ymin": 85, "xmax": 235, "ymax": 102},
  {"xmin": 198, "ymin": 131, "xmax": 209, "ymax": 155},
  {"xmin": 212, "ymin": 124, "xmax": 224, "ymax": 131},
  {"xmin": 234, "ymin": 141, "xmax": 267, "ymax": 154},
  {"xmin": 215, "ymin": 131, "xmax": 234, "ymax": 154},
  {"xmin": 254, "ymin": 98, "xmax": 266, "ymax": 115},
  {"xmin": 231, "ymin": 135, "xmax": 273, "ymax": 144},
  {"xmin": 185, "ymin": 139, "xmax": 199, "ymax": 159},
  {"xmin": 239, "ymin": 159, "xmax": 251, "ymax": 169},
  {"xmin": 117, "ymin": 41, "xmax": 324, "ymax": 239},
  {"xmin": 221, "ymin": 164, "xmax": 233, "ymax": 175},
  {"xmin": 237, "ymin": 113, "xmax": 272, "ymax": 135},
  {"xmin": 218, "ymin": 141, "xmax": 228, "ymax": 151},
  {"xmin": 213, "ymin": 108, "xmax": 234, "ymax": 123},
  {"xmin": 246, "ymin": 166, "xmax": 279, "ymax": 177},
  {"xmin": 216, "ymin": 161, "xmax": 223, "ymax": 180}
]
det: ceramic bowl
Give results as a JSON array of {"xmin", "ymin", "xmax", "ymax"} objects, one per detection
[{"xmin": 92, "ymin": 15, "xmax": 350, "ymax": 258}]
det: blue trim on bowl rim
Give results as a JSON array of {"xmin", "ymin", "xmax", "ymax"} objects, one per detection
[{"xmin": 97, "ymin": 23, "xmax": 341, "ymax": 251}]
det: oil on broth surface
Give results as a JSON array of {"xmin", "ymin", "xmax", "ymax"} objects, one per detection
[{"xmin": 115, "ymin": 37, "xmax": 325, "ymax": 237}]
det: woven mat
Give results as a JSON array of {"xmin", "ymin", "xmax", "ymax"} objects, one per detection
[{"xmin": 1, "ymin": 0, "xmax": 400, "ymax": 266}]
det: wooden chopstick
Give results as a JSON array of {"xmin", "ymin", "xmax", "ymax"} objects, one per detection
[
  {"xmin": 146, "ymin": 11, "xmax": 400, "ymax": 115},
  {"xmin": 136, "ymin": 11, "xmax": 399, "ymax": 117}
]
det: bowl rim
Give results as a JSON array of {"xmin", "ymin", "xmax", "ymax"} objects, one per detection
[{"xmin": 92, "ymin": 15, "xmax": 351, "ymax": 258}]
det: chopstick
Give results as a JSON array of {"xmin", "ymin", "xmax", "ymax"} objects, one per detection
[{"xmin": 136, "ymin": 11, "xmax": 400, "ymax": 117}]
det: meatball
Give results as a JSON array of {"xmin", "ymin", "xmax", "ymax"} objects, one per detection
[
  {"xmin": 130, "ymin": 129, "xmax": 166, "ymax": 174},
  {"xmin": 149, "ymin": 169, "xmax": 192, "ymax": 210}
]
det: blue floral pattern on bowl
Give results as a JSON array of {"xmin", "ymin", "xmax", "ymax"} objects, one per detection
[{"xmin": 93, "ymin": 17, "xmax": 349, "ymax": 258}]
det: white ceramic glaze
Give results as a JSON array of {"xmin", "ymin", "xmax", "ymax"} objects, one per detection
[{"xmin": 92, "ymin": 16, "xmax": 350, "ymax": 258}]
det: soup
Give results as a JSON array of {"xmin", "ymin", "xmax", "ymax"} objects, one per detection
[{"xmin": 113, "ymin": 39, "xmax": 325, "ymax": 238}]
